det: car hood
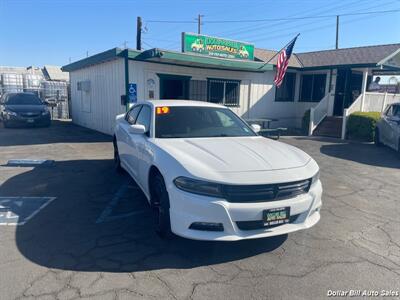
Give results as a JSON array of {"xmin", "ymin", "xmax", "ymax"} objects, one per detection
[
  {"xmin": 154, "ymin": 136, "xmax": 311, "ymax": 174},
  {"xmin": 5, "ymin": 104, "xmax": 46, "ymax": 113}
]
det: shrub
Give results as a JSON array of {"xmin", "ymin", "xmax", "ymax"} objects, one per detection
[
  {"xmin": 346, "ymin": 112, "xmax": 381, "ymax": 141},
  {"xmin": 302, "ymin": 109, "xmax": 310, "ymax": 134}
]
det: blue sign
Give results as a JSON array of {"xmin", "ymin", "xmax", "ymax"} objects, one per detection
[
  {"xmin": 0, "ymin": 197, "xmax": 56, "ymax": 225},
  {"xmin": 128, "ymin": 83, "xmax": 137, "ymax": 104}
]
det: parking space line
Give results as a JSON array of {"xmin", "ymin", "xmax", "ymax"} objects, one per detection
[
  {"xmin": 96, "ymin": 184, "xmax": 146, "ymax": 224},
  {"xmin": 0, "ymin": 197, "xmax": 57, "ymax": 226}
]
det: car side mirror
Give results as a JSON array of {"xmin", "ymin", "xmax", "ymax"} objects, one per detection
[
  {"xmin": 128, "ymin": 124, "xmax": 146, "ymax": 135},
  {"xmin": 251, "ymin": 124, "xmax": 261, "ymax": 133}
]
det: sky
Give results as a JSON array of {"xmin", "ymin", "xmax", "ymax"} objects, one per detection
[{"xmin": 1, "ymin": 0, "xmax": 399, "ymax": 67}]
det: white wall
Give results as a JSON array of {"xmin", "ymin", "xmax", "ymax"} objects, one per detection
[
  {"xmin": 69, "ymin": 58, "xmax": 126, "ymax": 135},
  {"xmin": 128, "ymin": 60, "xmax": 274, "ymax": 119},
  {"xmin": 69, "ymin": 58, "xmax": 333, "ymax": 135}
]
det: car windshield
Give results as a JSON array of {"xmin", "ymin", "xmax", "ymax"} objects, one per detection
[
  {"xmin": 6, "ymin": 94, "xmax": 43, "ymax": 105},
  {"xmin": 155, "ymin": 106, "xmax": 257, "ymax": 138}
]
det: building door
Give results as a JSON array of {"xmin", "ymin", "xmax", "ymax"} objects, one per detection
[
  {"xmin": 347, "ymin": 72, "xmax": 363, "ymax": 108},
  {"xmin": 158, "ymin": 74, "xmax": 190, "ymax": 100},
  {"xmin": 333, "ymin": 69, "xmax": 350, "ymax": 116}
]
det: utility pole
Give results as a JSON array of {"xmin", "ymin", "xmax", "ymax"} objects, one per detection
[
  {"xmin": 123, "ymin": 41, "xmax": 128, "ymax": 49},
  {"xmin": 86, "ymin": 51, "xmax": 89, "ymax": 57},
  {"xmin": 136, "ymin": 16, "xmax": 142, "ymax": 50},
  {"xmin": 335, "ymin": 15, "xmax": 339, "ymax": 49},
  {"xmin": 196, "ymin": 14, "xmax": 204, "ymax": 34}
]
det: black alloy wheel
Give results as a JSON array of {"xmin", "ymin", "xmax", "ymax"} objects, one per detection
[
  {"xmin": 152, "ymin": 173, "xmax": 172, "ymax": 239},
  {"xmin": 113, "ymin": 138, "xmax": 123, "ymax": 173}
]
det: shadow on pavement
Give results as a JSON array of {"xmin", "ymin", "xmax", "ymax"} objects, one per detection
[
  {"xmin": 320, "ymin": 142, "xmax": 400, "ymax": 168},
  {"xmin": 0, "ymin": 120, "xmax": 111, "ymax": 146},
  {"xmin": 3, "ymin": 159, "xmax": 286, "ymax": 273}
]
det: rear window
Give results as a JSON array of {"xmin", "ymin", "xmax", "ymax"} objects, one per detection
[{"xmin": 6, "ymin": 94, "xmax": 43, "ymax": 105}]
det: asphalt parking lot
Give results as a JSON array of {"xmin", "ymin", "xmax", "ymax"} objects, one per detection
[{"xmin": 0, "ymin": 121, "xmax": 399, "ymax": 300}]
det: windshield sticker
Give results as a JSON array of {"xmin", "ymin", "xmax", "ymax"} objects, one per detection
[{"xmin": 156, "ymin": 106, "xmax": 170, "ymax": 115}]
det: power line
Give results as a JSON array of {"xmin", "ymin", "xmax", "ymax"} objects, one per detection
[
  {"xmin": 218, "ymin": 2, "xmax": 399, "ymax": 44},
  {"xmin": 211, "ymin": 0, "xmax": 367, "ymax": 37},
  {"xmin": 146, "ymin": 8, "xmax": 400, "ymax": 24}
]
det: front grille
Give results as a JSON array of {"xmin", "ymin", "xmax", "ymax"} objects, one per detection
[
  {"xmin": 221, "ymin": 179, "xmax": 311, "ymax": 203},
  {"xmin": 236, "ymin": 214, "xmax": 300, "ymax": 231}
]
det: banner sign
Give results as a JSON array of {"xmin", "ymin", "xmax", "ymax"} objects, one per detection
[{"xmin": 182, "ymin": 33, "xmax": 254, "ymax": 60}]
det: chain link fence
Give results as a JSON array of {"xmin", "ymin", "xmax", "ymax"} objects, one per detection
[{"xmin": 1, "ymin": 73, "xmax": 70, "ymax": 120}]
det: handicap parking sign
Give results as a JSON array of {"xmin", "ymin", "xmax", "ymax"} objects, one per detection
[{"xmin": 128, "ymin": 83, "xmax": 137, "ymax": 104}]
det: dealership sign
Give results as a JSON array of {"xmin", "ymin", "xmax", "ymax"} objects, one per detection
[{"xmin": 182, "ymin": 33, "xmax": 254, "ymax": 60}]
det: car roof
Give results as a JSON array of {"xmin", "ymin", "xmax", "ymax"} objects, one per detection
[{"xmin": 142, "ymin": 100, "xmax": 226, "ymax": 108}]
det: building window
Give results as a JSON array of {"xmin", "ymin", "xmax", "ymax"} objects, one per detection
[
  {"xmin": 207, "ymin": 79, "xmax": 240, "ymax": 107},
  {"xmin": 275, "ymin": 73, "xmax": 296, "ymax": 102},
  {"xmin": 299, "ymin": 74, "xmax": 327, "ymax": 102},
  {"xmin": 77, "ymin": 80, "xmax": 90, "ymax": 92},
  {"xmin": 189, "ymin": 80, "xmax": 207, "ymax": 101}
]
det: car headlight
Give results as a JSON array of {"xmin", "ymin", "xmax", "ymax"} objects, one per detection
[
  {"xmin": 4, "ymin": 110, "xmax": 17, "ymax": 116},
  {"xmin": 311, "ymin": 170, "xmax": 320, "ymax": 187},
  {"xmin": 174, "ymin": 177, "xmax": 223, "ymax": 197}
]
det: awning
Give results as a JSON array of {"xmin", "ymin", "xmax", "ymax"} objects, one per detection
[
  {"xmin": 128, "ymin": 48, "xmax": 273, "ymax": 72},
  {"xmin": 62, "ymin": 47, "xmax": 273, "ymax": 73}
]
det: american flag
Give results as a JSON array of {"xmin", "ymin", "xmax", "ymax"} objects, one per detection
[{"xmin": 274, "ymin": 36, "xmax": 298, "ymax": 88}]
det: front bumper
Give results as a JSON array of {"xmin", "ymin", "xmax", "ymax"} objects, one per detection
[
  {"xmin": 3, "ymin": 113, "xmax": 51, "ymax": 127},
  {"xmin": 168, "ymin": 180, "xmax": 322, "ymax": 241}
]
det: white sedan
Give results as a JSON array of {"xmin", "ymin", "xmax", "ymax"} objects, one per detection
[{"xmin": 114, "ymin": 100, "xmax": 322, "ymax": 241}]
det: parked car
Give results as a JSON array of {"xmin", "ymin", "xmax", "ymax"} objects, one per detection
[
  {"xmin": 0, "ymin": 93, "xmax": 51, "ymax": 128},
  {"xmin": 375, "ymin": 102, "xmax": 400, "ymax": 153},
  {"xmin": 114, "ymin": 100, "xmax": 322, "ymax": 240}
]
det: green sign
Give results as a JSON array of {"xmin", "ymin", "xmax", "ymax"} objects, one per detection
[{"xmin": 182, "ymin": 33, "xmax": 254, "ymax": 60}]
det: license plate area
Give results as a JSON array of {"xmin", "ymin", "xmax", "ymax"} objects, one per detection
[
  {"xmin": 27, "ymin": 119, "xmax": 34, "ymax": 123},
  {"xmin": 263, "ymin": 207, "xmax": 290, "ymax": 227}
]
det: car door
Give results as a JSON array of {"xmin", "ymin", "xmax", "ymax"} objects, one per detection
[
  {"xmin": 132, "ymin": 105, "xmax": 153, "ymax": 190},
  {"xmin": 380, "ymin": 105, "xmax": 394, "ymax": 146},
  {"xmin": 390, "ymin": 105, "xmax": 400, "ymax": 150},
  {"xmin": 117, "ymin": 105, "xmax": 142, "ymax": 175}
]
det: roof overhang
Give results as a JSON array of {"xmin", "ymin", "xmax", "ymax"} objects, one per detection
[
  {"xmin": 62, "ymin": 48, "xmax": 123, "ymax": 72},
  {"xmin": 62, "ymin": 47, "xmax": 273, "ymax": 73},
  {"xmin": 128, "ymin": 48, "xmax": 273, "ymax": 72},
  {"xmin": 377, "ymin": 48, "xmax": 400, "ymax": 70}
]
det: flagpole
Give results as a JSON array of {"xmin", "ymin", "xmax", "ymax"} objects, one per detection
[{"xmin": 259, "ymin": 33, "xmax": 300, "ymax": 69}]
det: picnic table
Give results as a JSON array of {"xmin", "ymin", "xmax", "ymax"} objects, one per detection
[
  {"xmin": 245, "ymin": 118, "xmax": 277, "ymax": 129},
  {"xmin": 245, "ymin": 118, "xmax": 287, "ymax": 140}
]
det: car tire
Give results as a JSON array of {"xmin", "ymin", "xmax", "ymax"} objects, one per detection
[
  {"xmin": 113, "ymin": 138, "xmax": 123, "ymax": 173},
  {"xmin": 374, "ymin": 128, "xmax": 382, "ymax": 146},
  {"xmin": 151, "ymin": 173, "xmax": 173, "ymax": 239},
  {"xmin": 3, "ymin": 121, "xmax": 9, "ymax": 128}
]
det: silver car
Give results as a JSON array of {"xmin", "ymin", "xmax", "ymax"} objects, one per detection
[{"xmin": 375, "ymin": 103, "xmax": 400, "ymax": 153}]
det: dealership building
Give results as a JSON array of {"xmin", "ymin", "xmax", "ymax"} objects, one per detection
[{"xmin": 62, "ymin": 34, "xmax": 400, "ymax": 137}]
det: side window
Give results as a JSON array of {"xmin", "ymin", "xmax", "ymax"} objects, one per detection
[
  {"xmin": 393, "ymin": 105, "xmax": 400, "ymax": 117},
  {"xmin": 135, "ymin": 105, "xmax": 151, "ymax": 133},
  {"xmin": 385, "ymin": 105, "xmax": 393, "ymax": 117},
  {"xmin": 125, "ymin": 105, "xmax": 142, "ymax": 124}
]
